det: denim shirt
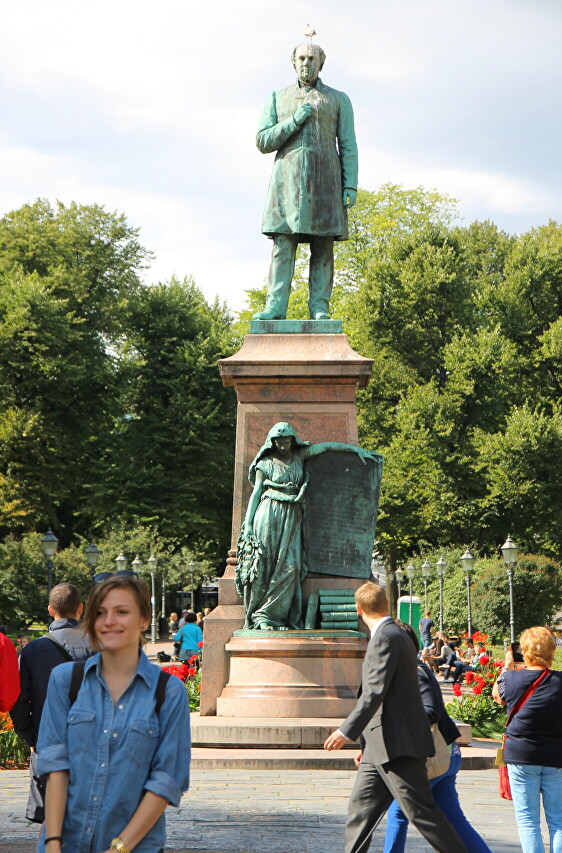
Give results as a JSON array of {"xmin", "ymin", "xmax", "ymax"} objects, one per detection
[{"xmin": 36, "ymin": 650, "xmax": 191, "ymax": 853}]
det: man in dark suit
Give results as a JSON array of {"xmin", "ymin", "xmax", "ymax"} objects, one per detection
[{"xmin": 324, "ymin": 582, "xmax": 467, "ymax": 853}]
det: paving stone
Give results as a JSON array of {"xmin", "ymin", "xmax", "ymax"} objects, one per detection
[{"xmin": 0, "ymin": 767, "xmax": 535, "ymax": 852}]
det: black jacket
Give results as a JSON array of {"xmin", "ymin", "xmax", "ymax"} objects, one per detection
[
  {"xmin": 10, "ymin": 619, "xmax": 93, "ymax": 747},
  {"xmin": 417, "ymin": 660, "xmax": 461, "ymax": 745}
]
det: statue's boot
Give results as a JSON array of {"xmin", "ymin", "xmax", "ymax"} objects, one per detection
[
  {"xmin": 252, "ymin": 308, "xmax": 285, "ymax": 320},
  {"xmin": 312, "ymin": 311, "xmax": 331, "ymax": 320}
]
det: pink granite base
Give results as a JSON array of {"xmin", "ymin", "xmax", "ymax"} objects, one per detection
[
  {"xmin": 216, "ymin": 635, "xmax": 367, "ymax": 718},
  {"xmin": 199, "ymin": 605, "xmax": 244, "ymax": 716}
]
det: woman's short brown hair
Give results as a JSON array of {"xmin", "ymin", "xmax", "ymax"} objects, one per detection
[
  {"xmin": 520, "ymin": 626, "xmax": 555, "ymax": 668},
  {"xmin": 83, "ymin": 575, "xmax": 151, "ymax": 651}
]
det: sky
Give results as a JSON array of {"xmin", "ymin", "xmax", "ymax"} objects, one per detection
[{"xmin": 1, "ymin": 0, "xmax": 561, "ymax": 313}]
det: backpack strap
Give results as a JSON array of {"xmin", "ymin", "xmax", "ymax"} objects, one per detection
[
  {"xmin": 155, "ymin": 670, "xmax": 170, "ymax": 715},
  {"xmin": 44, "ymin": 633, "xmax": 74, "ymax": 663},
  {"xmin": 68, "ymin": 662, "xmax": 86, "ymax": 706},
  {"xmin": 506, "ymin": 668, "xmax": 550, "ymax": 726},
  {"xmin": 67, "ymin": 662, "xmax": 170, "ymax": 713}
]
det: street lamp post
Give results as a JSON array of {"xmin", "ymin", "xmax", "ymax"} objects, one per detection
[
  {"xmin": 460, "ymin": 548, "xmax": 475, "ymax": 639},
  {"xmin": 147, "ymin": 553, "xmax": 158, "ymax": 644},
  {"xmin": 501, "ymin": 535, "xmax": 518, "ymax": 645},
  {"xmin": 421, "ymin": 560, "xmax": 432, "ymax": 611},
  {"xmin": 189, "ymin": 561, "xmax": 195, "ymax": 611},
  {"xmin": 395, "ymin": 568, "xmax": 404, "ymax": 602},
  {"xmin": 85, "ymin": 542, "xmax": 100, "ymax": 584},
  {"xmin": 405, "ymin": 563, "xmax": 416, "ymax": 625},
  {"xmin": 436, "ymin": 556, "xmax": 446, "ymax": 631},
  {"xmin": 161, "ymin": 567, "xmax": 166, "ymax": 621},
  {"xmin": 41, "ymin": 529, "xmax": 59, "ymax": 596}
]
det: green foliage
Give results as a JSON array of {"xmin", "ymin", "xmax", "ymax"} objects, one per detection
[
  {"xmin": 445, "ymin": 694, "xmax": 506, "ymax": 740},
  {"xmin": 185, "ymin": 669, "xmax": 202, "ymax": 711},
  {"xmin": 0, "ymin": 201, "xmax": 237, "ymax": 572},
  {"xmin": 0, "ymin": 200, "xmax": 151, "ymax": 538},
  {"xmin": 84, "ymin": 277, "xmax": 237, "ymax": 559},
  {"xmin": 0, "ymin": 714, "xmax": 30, "ymax": 767},
  {"xmin": 0, "ymin": 532, "xmax": 92, "ymax": 627},
  {"xmin": 472, "ymin": 555, "xmax": 562, "ymax": 640}
]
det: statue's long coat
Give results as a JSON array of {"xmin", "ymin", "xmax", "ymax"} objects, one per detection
[{"xmin": 257, "ymin": 78, "xmax": 358, "ymax": 240}]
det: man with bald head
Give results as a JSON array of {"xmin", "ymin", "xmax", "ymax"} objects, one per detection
[{"xmin": 254, "ymin": 42, "xmax": 358, "ymax": 321}]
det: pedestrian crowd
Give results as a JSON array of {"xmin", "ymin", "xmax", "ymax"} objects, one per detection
[{"xmin": 0, "ymin": 583, "xmax": 561, "ymax": 853}]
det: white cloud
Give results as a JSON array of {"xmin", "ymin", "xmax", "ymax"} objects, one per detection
[{"xmin": 1, "ymin": 0, "xmax": 562, "ymax": 311}]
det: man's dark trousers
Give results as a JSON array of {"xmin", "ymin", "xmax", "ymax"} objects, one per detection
[
  {"xmin": 339, "ymin": 619, "xmax": 468, "ymax": 853},
  {"xmin": 345, "ymin": 755, "xmax": 466, "ymax": 853}
]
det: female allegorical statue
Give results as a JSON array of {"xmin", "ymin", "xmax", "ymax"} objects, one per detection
[{"xmin": 235, "ymin": 422, "xmax": 380, "ymax": 631}]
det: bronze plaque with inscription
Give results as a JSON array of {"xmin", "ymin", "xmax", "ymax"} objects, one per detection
[{"xmin": 303, "ymin": 451, "xmax": 383, "ymax": 578}]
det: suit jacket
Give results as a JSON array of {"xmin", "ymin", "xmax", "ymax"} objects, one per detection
[
  {"xmin": 339, "ymin": 619, "xmax": 434, "ymax": 764},
  {"xmin": 257, "ymin": 78, "xmax": 358, "ymax": 239}
]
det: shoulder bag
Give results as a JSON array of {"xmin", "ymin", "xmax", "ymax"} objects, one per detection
[
  {"xmin": 496, "ymin": 668, "xmax": 550, "ymax": 800},
  {"xmin": 426, "ymin": 722, "xmax": 451, "ymax": 780}
]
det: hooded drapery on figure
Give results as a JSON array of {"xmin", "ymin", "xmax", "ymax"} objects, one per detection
[{"xmin": 236, "ymin": 423, "xmax": 310, "ymax": 630}]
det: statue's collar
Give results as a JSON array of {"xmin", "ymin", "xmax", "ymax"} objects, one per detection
[{"xmin": 296, "ymin": 77, "xmax": 322, "ymax": 92}]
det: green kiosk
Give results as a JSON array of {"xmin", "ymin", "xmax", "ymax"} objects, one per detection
[{"xmin": 397, "ymin": 595, "xmax": 422, "ymax": 645}]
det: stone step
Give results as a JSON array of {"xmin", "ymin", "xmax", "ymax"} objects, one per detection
[
  {"xmin": 190, "ymin": 741, "xmax": 497, "ymax": 770},
  {"xmin": 191, "ymin": 714, "xmax": 472, "ymax": 748}
]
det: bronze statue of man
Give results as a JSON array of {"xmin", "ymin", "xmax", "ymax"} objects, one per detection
[{"xmin": 254, "ymin": 42, "xmax": 358, "ymax": 321}]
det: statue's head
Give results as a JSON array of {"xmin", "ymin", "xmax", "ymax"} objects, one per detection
[
  {"xmin": 291, "ymin": 43, "xmax": 325, "ymax": 85},
  {"xmin": 266, "ymin": 422, "xmax": 298, "ymax": 442}
]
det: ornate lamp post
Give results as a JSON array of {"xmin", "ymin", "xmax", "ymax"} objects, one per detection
[
  {"xmin": 501, "ymin": 534, "xmax": 518, "ymax": 645},
  {"xmin": 405, "ymin": 562, "xmax": 416, "ymax": 624},
  {"xmin": 460, "ymin": 548, "xmax": 475, "ymax": 639},
  {"xmin": 41, "ymin": 529, "xmax": 59, "ymax": 596},
  {"xmin": 436, "ymin": 556, "xmax": 446, "ymax": 631},
  {"xmin": 160, "ymin": 565, "xmax": 166, "ymax": 622},
  {"xmin": 147, "ymin": 553, "xmax": 158, "ymax": 644},
  {"xmin": 395, "ymin": 568, "xmax": 404, "ymax": 601},
  {"xmin": 131, "ymin": 554, "xmax": 142, "ymax": 575},
  {"xmin": 115, "ymin": 552, "xmax": 128, "ymax": 573},
  {"xmin": 85, "ymin": 542, "xmax": 100, "ymax": 584},
  {"xmin": 189, "ymin": 561, "xmax": 195, "ymax": 610},
  {"xmin": 421, "ymin": 560, "xmax": 431, "ymax": 611}
]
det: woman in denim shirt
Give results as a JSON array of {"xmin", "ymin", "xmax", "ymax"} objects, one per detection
[{"xmin": 36, "ymin": 575, "xmax": 191, "ymax": 853}]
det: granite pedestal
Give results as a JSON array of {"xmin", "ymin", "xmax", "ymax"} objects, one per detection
[{"xmin": 199, "ymin": 323, "xmax": 373, "ymax": 717}]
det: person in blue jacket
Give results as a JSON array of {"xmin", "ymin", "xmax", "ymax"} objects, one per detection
[
  {"xmin": 36, "ymin": 574, "xmax": 190, "ymax": 853},
  {"xmin": 174, "ymin": 612, "xmax": 203, "ymax": 661}
]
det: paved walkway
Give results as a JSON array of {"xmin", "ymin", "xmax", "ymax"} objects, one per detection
[{"xmin": 0, "ymin": 766, "xmax": 530, "ymax": 853}]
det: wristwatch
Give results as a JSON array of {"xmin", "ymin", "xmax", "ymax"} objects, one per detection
[{"xmin": 110, "ymin": 838, "xmax": 130, "ymax": 853}]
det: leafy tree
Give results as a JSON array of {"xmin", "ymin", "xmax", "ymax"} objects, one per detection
[
  {"xmin": 85, "ymin": 277, "xmax": 236, "ymax": 561},
  {"xmin": 0, "ymin": 200, "xmax": 150, "ymax": 540},
  {"xmin": 472, "ymin": 555, "xmax": 562, "ymax": 640}
]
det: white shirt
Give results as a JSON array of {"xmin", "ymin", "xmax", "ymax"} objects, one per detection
[{"xmin": 370, "ymin": 615, "xmax": 392, "ymax": 638}]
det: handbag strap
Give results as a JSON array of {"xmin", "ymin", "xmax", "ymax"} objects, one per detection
[{"xmin": 506, "ymin": 668, "xmax": 550, "ymax": 727}]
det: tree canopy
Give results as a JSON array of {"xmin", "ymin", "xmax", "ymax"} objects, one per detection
[
  {"xmin": 2, "ymin": 189, "xmax": 562, "ymax": 632},
  {"xmin": 0, "ymin": 201, "xmax": 236, "ymax": 574}
]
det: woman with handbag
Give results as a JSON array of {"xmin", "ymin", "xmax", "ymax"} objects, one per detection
[
  {"xmin": 492, "ymin": 626, "xmax": 562, "ymax": 853},
  {"xmin": 382, "ymin": 622, "xmax": 491, "ymax": 853}
]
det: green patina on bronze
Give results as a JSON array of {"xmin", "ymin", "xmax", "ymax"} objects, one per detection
[
  {"xmin": 232, "ymin": 629, "xmax": 367, "ymax": 638},
  {"xmin": 254, "ymin": 41, "xmax": 358, "ymax": 322},
  {"xmin": 249, "ymin": 319, "xmax": 343, "ymax": 334},
  {"xmin": 235, "ymin": 422, "xmax": 383, "ymax": 631}
]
